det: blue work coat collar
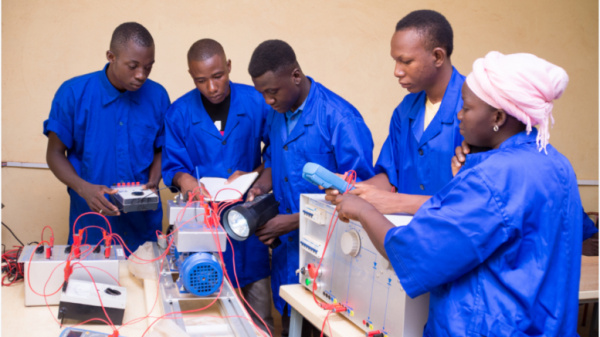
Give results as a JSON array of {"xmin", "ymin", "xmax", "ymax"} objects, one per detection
[
  {"xmin": 279, "ymin": 76, "xmax": 317, "ymax": 146},
  {"xmin": 463, "ymin": 129, "xmax": 539, "ymax": 171},
  {"xmin": 190, "ymin": 82, "xmax": 245, "ymax": 141},
  {"xmin": 499, "ymin": 128, "xmax": 537, "ymax": 148},
  {"xmin": 99, "ymin": 63, "xmax": 141, "ymax": 106},
  {"xmin": 408, "ymin": 66, "xmax": 463, "ymax": 147}
]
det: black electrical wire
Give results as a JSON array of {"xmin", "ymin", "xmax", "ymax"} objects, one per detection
[{"xmin": 2, "ymin": 222, "xmax": 24, "ymax": 246}]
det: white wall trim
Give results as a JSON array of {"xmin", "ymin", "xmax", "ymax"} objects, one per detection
[
  {"xmin": 2, "ymin": 161, "xmax": 49, "ymax": 169},
  {"xmin": 1, "ymin": 161, "xmax": 598, "ymax": 186}
]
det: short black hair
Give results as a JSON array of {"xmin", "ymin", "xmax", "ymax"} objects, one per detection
[
  {"xmin": 395, "ymin": 10, "xmax": 453, "ymax": 57},
  {"xmin": 110, "ymin": 22, "xmax": 154, "ymax": 53},
  {"xmin": 188, "ymin": 39, "xmax": 226, "ymax": 63},
  {"xmin": 248, "ymin": 40, "xmax": 297, "ymax": 78}
]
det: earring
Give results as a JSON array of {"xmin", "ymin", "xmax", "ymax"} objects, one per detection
[{"xmin": 493, "ymin": 125, "xmax": 499, "ymax": 132}]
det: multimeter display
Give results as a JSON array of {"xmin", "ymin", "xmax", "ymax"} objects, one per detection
[{"xmin": 66, "ymin": 331, "xmax": 84, "ymax": 337}]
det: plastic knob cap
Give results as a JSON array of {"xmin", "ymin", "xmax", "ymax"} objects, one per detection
[{"xmin": 340, "ymin": 230, "xmax": 361, "ymax": 257}]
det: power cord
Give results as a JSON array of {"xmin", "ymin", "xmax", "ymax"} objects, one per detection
[
  {"xmin": 2, "ymin": 222, "xmax": 24, "ymax": 246},
  {"xmin": 2, "ymin": 245, "xmax": 23, "ymax": 286}
]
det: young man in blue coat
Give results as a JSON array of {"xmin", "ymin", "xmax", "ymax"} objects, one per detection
[
  {"xmin": 161, "ymin": 39, "xmax": 273, "ymax": 333},
  {"xmin": 328, "ymin": 10, "xmax": 465, "ymax": 215},
  {"xmin": 44, "ymin": 22, "xmax": 169, "ymax": 253},
  {"xmin": 247, "ymin": 39, "xmax": 375, "ymax": 335}
]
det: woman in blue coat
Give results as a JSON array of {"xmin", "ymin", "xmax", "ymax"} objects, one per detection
[{"xmin": 333, "ymin": 51, "xmax": 582, "ymax": 337}]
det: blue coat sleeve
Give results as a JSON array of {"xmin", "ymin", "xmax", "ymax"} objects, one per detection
[
  {"xmin": 260, "ymin": 101, "xmax": 271, "ymax": 166},
  {"xmin": 154, "ymin": 91, "xmax": 170, "ymax": 150},
  {"xmin": 263, "ymin": 110, "xmax": 275, "ymax": 169},
  {"xmin": 161, "ymin": 104, "xmax": 194, "ymax": 188},
  {"xmin": 43, "ymin": 83, "xmax": 76, "ymax": 148},
  {"xmin": 374, "ymin": 106, "xmax": 401, "ymax": 187},
  {"xmin": 329, "ymin": 112, "xmax": 374, "ymax": 181},
  {"xmin": 384, "ymin": 168, "xmax": 515, "ymax": 298}
]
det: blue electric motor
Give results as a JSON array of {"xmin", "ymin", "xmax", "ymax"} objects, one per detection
[{"xmin": 179, "ymin": 252, "xmax": 223, "ymax": 297}]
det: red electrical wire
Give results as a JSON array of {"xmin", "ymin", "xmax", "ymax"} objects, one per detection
[
  {"xmin": 306, "ymin": 170, "xmax": 357, "ymax": 336},
  {"xmin": 126, "ymin": 186, "xmax": 271, "ymax": 336},
  {"xmin": 1, "ymin": 246, "xmax": 24, "ymax": 286},
  {"xmin": 26, "ymin": 182, "xmax": 273, "ymax": 336}
]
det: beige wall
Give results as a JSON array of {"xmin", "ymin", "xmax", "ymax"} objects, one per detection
[{"xmin": 2, "ymin": 0, "xmax": 598, "ymax": 247}]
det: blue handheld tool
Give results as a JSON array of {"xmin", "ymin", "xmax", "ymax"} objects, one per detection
[
  {"xmin": 302, "ymin": 162, "xmax": 354, "ymax": 193},
  {"xmin": 59, "ymin": 327, "xmax": 124, "ymax": 337}
]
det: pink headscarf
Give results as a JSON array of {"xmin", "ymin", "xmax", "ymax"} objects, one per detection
[{"xmin": 466, "ymin": 51, "xmax": 569, "ymax": 153}]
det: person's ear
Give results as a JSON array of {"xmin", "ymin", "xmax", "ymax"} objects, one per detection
[
  {"xmin": 433, "ymin": 47, "xmax": 446, "ymax": 68},
  {"xmin": 494, "ymin": 109, "xmax": 508, "ymax": 128},
  {"xmin": 226, "ymin": 59, "xmax": 232, "ymax": 73},
  {"xmin": 106, "ymin": 50, "xmax": 115, "ymax": 63},
  {"xmin": 291, "ymin": 67, "xmax": 302, "ymax": 86}
]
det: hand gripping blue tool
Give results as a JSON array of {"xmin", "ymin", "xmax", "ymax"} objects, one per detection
[{"xmin": 302, "ymin": 162, "xmax": 354, "ymax": 193}]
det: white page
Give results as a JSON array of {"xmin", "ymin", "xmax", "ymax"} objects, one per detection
[{"xmin": 199, "ymin": 172, "xmax": 259, "ymax": 202}]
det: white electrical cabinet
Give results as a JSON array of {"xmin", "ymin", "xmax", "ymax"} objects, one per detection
[{"xmin": 298, "ymin": 194, "xmax": 429, "ymax": 337}]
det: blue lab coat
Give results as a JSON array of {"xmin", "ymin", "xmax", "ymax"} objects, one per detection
[
  {"xmin": 43, "ymin": 64, "xmax": 170, "ymax": 252},
  {"xmin": 375, "ymin": 67, "xmax": 464, "ymax": 194},
  {"xmin": 162, "ymin": 83, "xmax": 271, "ymax": 287},
  {"xmin": 264, "ymin": 77, "xmax": 375, "ymax": 313},
  {"xmin": 385, "ymin": 130, "xmax": 583, "ymax": 337}
]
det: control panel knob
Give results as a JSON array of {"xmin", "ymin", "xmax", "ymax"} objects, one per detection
[{"xmin": 340, "ymin": 230, "xmax": 361, "ymax": 257}]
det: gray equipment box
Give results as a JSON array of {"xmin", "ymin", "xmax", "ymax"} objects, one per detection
[
  {"xmin": 298, "ymin": 194, "xmax": 429, "ymax": 336},
  {"xmin": 167, "ymin": 199, "xmax": 206, "ymax": 225},
  {"xmin": 58, "ymin": 279, "xmax": 126, "ymax": 325},
  {"xmin": 18, "ymin": 244, "xmax": 125, "ymax": 306},
  {"xmin": 173, "ymin": 221, "xmax": 227, "ymax": 253},
  {"xmin": 111, "ymin": 184, "xmax": 159, "ymax": 213}
]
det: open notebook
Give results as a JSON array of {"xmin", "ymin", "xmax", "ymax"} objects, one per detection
[{"xmin": 199, "ymin": 172, "xmax": 259, "ymax": 202}]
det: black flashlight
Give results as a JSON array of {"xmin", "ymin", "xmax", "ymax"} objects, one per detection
[{"xmin": 222, "ymin": 193, "xmax": 282, "ymax": 249}]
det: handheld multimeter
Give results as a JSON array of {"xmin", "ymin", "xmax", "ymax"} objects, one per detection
[
  {"xmin": 302, "ymin": 162, "xmax": 354, "ymax": 193},
  {"xmin": 59, "ymin": 327, "xmax": 124, "ymax": 337}
]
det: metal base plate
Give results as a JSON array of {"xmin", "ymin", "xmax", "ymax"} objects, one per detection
[{"xmin": 153, "ymin": 244, "xmax": 259, "ymax": 337}]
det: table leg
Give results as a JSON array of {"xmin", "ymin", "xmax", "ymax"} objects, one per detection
[
  {"xmin": 289, "ymin": 306, "xmax": 303, "ymax": 337},
  {"xmin": 590, "ymin": 302, "xmax": 598, "ymax": 337}
]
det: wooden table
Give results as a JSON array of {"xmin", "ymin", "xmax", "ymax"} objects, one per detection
[
  {"xmin": 3, "ymin": 256, "xmax": 596, "ymax": 336},
  {"xmin": 281, "ymin": 256, "xmax": 599, "ymax": 337},
  {"xmin": 280, "ymin": 284, "xmax": 365, "ymax": 337},
  {"xmin": 580, "ymin": 255, "xmax": 598, "ymax": 302},
  {"xmin": 579, "ymin": 256, "xmax": 598, "ymax": 337},
  {"xmin": 1, "ymin": 263, "xmax": 159, "ymax": 336},
  {"xmin": 3, "ymin": 250, "xmax": 265, "ymax": 337}
]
